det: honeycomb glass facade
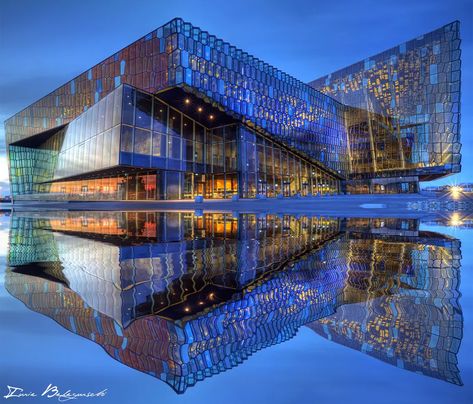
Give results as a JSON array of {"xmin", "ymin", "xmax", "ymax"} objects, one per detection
[
  {"xmin": 310, "ymin": 21, "xmax": 461, "ymax": 193},
  {"xmin": 4, "ymin": 19, "xmax": 461, "ymax": 201},
  {"xmin": 6, "ymin": 211, "xmax": 463, "ymax": 392}
]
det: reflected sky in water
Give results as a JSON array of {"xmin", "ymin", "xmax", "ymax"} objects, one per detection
[{"xmin": 0, "ymin": 211, "xmax": 472, "ymax": 403}]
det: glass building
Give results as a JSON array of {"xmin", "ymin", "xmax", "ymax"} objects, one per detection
[{"xmin": 4, "ymin": 19, "xmax": 461, "ymax": 201}]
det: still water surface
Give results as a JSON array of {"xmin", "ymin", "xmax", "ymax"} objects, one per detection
[{"xmin": 0, "ymin": 211, "xmax": 471, "ymax": 403}]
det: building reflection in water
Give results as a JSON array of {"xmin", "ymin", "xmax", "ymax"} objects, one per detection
[{"xmin": 5, "ymin": 212, "xmax": 463, "ymax": 393}]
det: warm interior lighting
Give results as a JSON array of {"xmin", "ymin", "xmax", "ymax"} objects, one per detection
[
  {"xmin": 197, "ymin": 107, "xmax": 203, "ymax": 112},
  {"xmin": 209, "ymin": 114, "xmax": 214, "ymax": 120},
  {"xmin": 184, "ymin": 98, "xmax": 190, "ymax": 104}
]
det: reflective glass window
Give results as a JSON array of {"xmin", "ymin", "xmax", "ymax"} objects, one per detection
[
  {"xmin": 195, "ymin": 141, "xmax": 204, "ymax": 164},
  {"xmin": 166, "ymin": 171, "xmax": 181, "ymax": 199},
  {"xmin": 97, "ymin": 98, "xmax": 106, "ymax": 133},
  {"xmin": 134, "ymin": 128, "xmax": 151, "ymax": 155},
  {"xmin": 91, "ymin": 101, "xmax": 99, "ymax": 137},
  {"xmin": 96, "ymin": 133, "xmax": 103, "ymax": 169},
  {"xmin": 169, "ymin": 136, "xmax": 181, "ymax": 159},
  {"xmin": 105, "ymin": 91, "xmax": 114, "ymax": 130},
  {"xmin": 85, "ymin": 109, "xmax": 92, "ymax": 141},
  {"xmin": 195, "ymin": 123, "xmax": 205, "ymax": 142},
  {"xmin": 225, "ymin": 141, "xmax": 237, "ymax": 171},
  {"xmin": 152, "ymin": 132, "xmax": 166, "ymax": 157},
  {"xmin": 102, "ymin": 129, "xmax": 112, "ymax": 167},
  {"xmin": 122, "ymin": 86, "xmax": 135, "ymax": 125},
  {"xmin": 183, "ymin": 116, "xmax": 193, "ymax": 140},
  {"xmin": 224, "ymin": 125, "xmax": 237, "ymax": 141},
  {"xmin": 112, "ymin": 87, "xmax": 122, "ymax": 127},
  {"xmin": 90, "ymin": 137, "xmax": 97, "ymax": 171},
  {"xmin": 153, "ymin": 99, "xmax": 168, "ymax": 132},
  {"xmin": 111, "ymin": 126, "xmax": 120, "ymax": 163},
  {"xmin": 168, "ymin": 110, "xmax": 181, "ymax": 137},
  {"xmin": 121, "ymin": 125, "xmax": 134, "ymax": 152},
  {"xmin": 135, "ymin": 92, "xmax": 152, "ymax": 129},
  {"xmin": 184, "ymin": 139, "xmax": 193, "ymax": 162}
]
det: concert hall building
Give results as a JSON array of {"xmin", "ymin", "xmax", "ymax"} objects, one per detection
[{"xmin": 5, "ymin": 19, "xmax": 461, "ymax": 201}]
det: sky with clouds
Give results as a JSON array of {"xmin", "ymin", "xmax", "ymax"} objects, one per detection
[{"xmin": 0, "ymin": 0, "xmax": 472, "ymax": 196}]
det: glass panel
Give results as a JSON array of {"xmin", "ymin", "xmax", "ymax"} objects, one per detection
[
  {"xmin": 85, "ymin": 140, "xmax": 92, "ymax": 171},
  {"xmin": 169, "ymin": 136, "xmax": 181, "ymax": 159},
  {"xmin": 225, "ymin": 141, "xmax": 237, "ymax": 171},
  {"xmin": 183, "ymin": 116, "xmax": 193, "ymax": 140},
  {"xmin": 111, "ymin": 126, "xmax": 120, "ymax": 164},
  {"xmin": 213, "ymin": 174, "xmax": 225, "ymax": 198},
  {"xmin": 102, "ymin": 129, "xmax": 112, "ymax": 168},
  {"xmin": 97, "ymin": 98, "xmax": 106, "ymax": 133},
  {"xmin": 117, "ymin": 177, "xmax": 126, "ymax": 199},
  {"xmin": 195, "ymin": 123, "xmax": 205, "ymax": 142},
  {"xmin": 85, "ymin": 109, "xmax": 92, "ymax": 141},
  {"xmin": 195, "ymin": 141, "xmax": 204, "ymax": 164},
  {"xmin": 126, "ymin": 174, "xmax": 137, "ymax": 200},
  {"xmin": 134, "ymin": 128, "xmax": 151, "ymax": 155},
  {"xmin": 257, "ymin": 143, "xmax": 265, "ymax": 173},
  {"xmin": 122, "ymin": 86, "xmax": 135, "ymax": 125},
  {"xmin": 152, "ymin": 132, "xmax": 166, "ymax": 157},
  {"xmin": 91, "ymin": 100, "xmax": 99, "ymax": 137},
  {"xmin": 137, "ymin": 174, "xmax": 147, "ymax": 200},
  {"xmin": 152, "ymin": 99, "xmax": 168, "ymax": 132},
  {"xmin": 246, "ymin": 140, "xmax": 256, "ymax": 172},
  {"xmin": 145, "ymin": 174, "xmax": 157, "ymax": 200},
  {"xmin": 96, "ymin": 133, "xmax": 104, "ymax": 170},
  {"xmin": 225, "ymin": 173, "xmax": 238, "ymax": 197},
  {"xmin": 224, "ymin": 125, "xmax": 237, "ymax": 141},
  {"xmin": 168, "ymin": 109, "xmax": 181, "ymax": 137},
  {"xmin": 265, "ymin": 142, "xmax": 273, "ymax": 175},
  {"xmin": 112, "ymin": 87, "xmax": 122, "ymax": 127},
  {"xmin": 120, "ymin": 125, "xmax": 133, "ymax": 152},
  {"xmin": 184, "ymin": 139, "xmax": 193, "ymax": 162},
  {"xmin": 89, "ymin": 137, "xmax": 96, "ymax": 171},
  {"xmin": 183, "ymin": 173, "xmax": 193, "ymax": 199},
  {"xmin": 166, "ymin": 171, "xmax": 180, "ymax": 199},
  {"xmin": 105, "ymin": 90, "xmax": 114, "ymax": 130},
  {"xmin": 135, "ymin": 91, "xmax": 152, "ymax": 129}
]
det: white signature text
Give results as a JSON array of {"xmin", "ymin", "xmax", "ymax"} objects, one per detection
[{"xmin": 3, "ymin": 385, "xmax": 108, "ymax": 402}]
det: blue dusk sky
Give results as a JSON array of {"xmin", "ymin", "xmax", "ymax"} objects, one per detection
[{"xmin": 0, "ymin": 0, "xmax": 472, "ymax": 196}]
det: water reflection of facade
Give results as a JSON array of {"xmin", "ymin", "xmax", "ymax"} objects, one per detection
[{"xmin": 6, "ymin": 212, "xmax": 462, "ymax": 392}]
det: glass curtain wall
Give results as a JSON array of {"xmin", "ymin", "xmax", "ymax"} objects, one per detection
[
  {"xmin": 32, "ymin": 85, "xmax": 339, "ymax": 201},
  {"xmin": 239, "ymin": 126, "xmax": 340, "ymax": 198},
  {"xmin": 119, "ymin": 85, "xmax": 241, "ymax": 200}
]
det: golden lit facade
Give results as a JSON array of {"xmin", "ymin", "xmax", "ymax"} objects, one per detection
[
  {"xmin": 309, "ymin": 226, "xmax": 462, "ymax": 385},
  {"xmin": 310, "ymin": 22, "xmax": 461, "ymax": 193}
]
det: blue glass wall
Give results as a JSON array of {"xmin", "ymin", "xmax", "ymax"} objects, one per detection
[{"xmin": 161, "ymin": 18, "xmax": 349, "ymax": 176}]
